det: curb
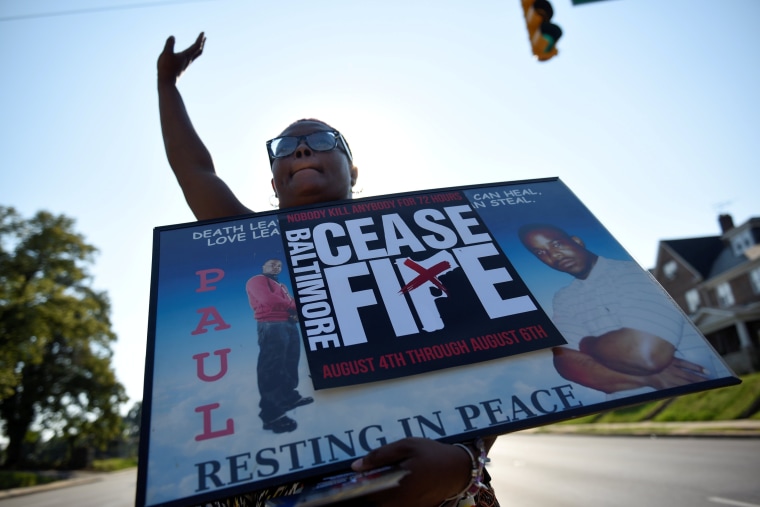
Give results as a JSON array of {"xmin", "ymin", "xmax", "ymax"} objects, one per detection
[
  {"xmin": 0, "ymin": 469, "xmax": 136, "ymax": 500},
  {"xmin": 520, "ymin": 420, "xmax": 760, "ymax": 438}
]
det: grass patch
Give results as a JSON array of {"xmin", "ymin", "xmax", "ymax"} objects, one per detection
[
  {"xmin": 0, "ymin": 458, "xmax": 137, "ymax": 490},
  {"xmin": 654, "ymin": 373, "xmax": 760, "ymax": 422},
  {"xmin": 554, "ymin": 414, "xmax": 601, "ymax": 425},
  {"xmin": 547, "ymin": 373, "xmax": 760, "ymax": 427},
  {"xmin": 90, "ymin": 457, "xmax": 138, "ymax": 472},
  {"xmin": 595, "ymin": 399, "xmax": 670, "ymax": 423},
  {"xmin": 0, "ymin": 471, "xmax": 59, "ymax": 490}
]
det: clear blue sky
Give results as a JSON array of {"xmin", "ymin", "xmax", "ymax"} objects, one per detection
[{"xmin": 1, "ymin": 0, "xmax": 758, "ymax": 407}]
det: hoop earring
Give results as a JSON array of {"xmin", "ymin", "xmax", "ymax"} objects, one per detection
[{"xmin": 269, "ymin": 194, "xmax": 279, "ymax": 208}]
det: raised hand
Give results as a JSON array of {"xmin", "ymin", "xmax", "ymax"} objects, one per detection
[{"xmin": 157, "ymin": 32, "xmax": 206, "ymax": 85}]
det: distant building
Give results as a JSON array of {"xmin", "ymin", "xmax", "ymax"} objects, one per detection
[{"xmin": 651, "ymin": 214, "xmax": 760, "ymax": 375}]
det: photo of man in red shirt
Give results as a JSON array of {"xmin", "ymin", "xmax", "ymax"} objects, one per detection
[{"xmin": 246, "ymin": 258, "xmax": 313, "ymax": 433}]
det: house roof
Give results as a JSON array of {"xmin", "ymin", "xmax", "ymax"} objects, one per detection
[
  {"xmin": 660, "ymin": 215, "xmax": 760, "ymax": 280},
  {"xmin": 708, "ymin": 245, "xmax": 748, "ymax": 278},
  {"xmin": 662, "ymin": 236, "xmax": 724, "ymax": 278}
]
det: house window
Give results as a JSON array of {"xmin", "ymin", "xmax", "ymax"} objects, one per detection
[
  {"xmin": 731, "ymin": 230, "xmax": 754, "ymax": 256},
  {"xmin": 663, "ymin": 260, "xmax": 678, "ymax": 280},
  {"xmin": 685, "ymin": 289, "xmax": 700, "ymax": 313},
  {"xmin": 716, "ymin": 282, "xmax": 735, "ymax": 308},
  {"xmin": 751, "ymin": 267, "xmax": 760, "ymax": 294}
]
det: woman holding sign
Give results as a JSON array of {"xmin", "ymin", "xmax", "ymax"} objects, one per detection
[{"xmin": 157, "ymin": 32, "xmax": 499, "ymax": 507}]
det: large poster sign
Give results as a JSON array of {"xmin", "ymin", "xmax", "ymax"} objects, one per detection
[
  {"xmin": 281, "ymin": 190, "xmax": 564, "ymax": 389},
  {"xmin": 137, "ymin": 178, "xmax": 739, "ymax": 507}
]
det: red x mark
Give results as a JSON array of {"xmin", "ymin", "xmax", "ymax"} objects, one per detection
[{"xmin": 398, "ymin": 258, "xmax": 451, "ymax": 294}]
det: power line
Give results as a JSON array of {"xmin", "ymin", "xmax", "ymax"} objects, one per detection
[{"xmin": 0, "ymin": 0, "xmax": 214, "ymax": 22}]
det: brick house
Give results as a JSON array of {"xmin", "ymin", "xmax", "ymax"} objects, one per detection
[{"xmin": 651, "ymin": 214, "xmax": 760, "ymax": 375}]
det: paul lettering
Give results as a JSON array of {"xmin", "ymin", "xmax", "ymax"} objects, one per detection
[
  {"xmin": 195, "ymin": 403, "xmax": 235, "ymax": 441},
  {"xmin": 191, "ymin": 307, "xmax": 232, "ymax": 335},
  {"xmin": 196, "ymin": 268, "xmax": 225, "ymax": 292},
  {"xmin": 193, "ymin": 348, "xmax": 232, "ymax": 382}
]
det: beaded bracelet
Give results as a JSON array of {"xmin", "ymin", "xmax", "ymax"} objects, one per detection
[{"xmin": 441, "ymin": 438, "xmax": 489, "ymax": 507}]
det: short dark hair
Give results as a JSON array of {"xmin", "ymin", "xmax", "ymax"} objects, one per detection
[{"xmin": 517, "ymin": 223, "xmax": 571, "ymax": 245}]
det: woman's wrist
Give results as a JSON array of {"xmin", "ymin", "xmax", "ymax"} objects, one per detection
[{"xmin": 441, "ymin": 438, "xmax": 488, "ymax": 506}]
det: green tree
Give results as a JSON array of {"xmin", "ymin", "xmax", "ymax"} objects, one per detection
[
  {"xmin": 121, "ymin": 400, "xmax": 142, "ymax": 458},
  {"xmin": 124, "ymin": 400, "xmax": 141, "ymax": 441},
  {"xmin": 0, "ymin": 206, "xmax": 127, "ymax": 468}
]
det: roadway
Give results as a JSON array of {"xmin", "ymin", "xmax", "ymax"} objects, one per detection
[{"xmin": 488, "ymin": 434, "xmax": 760, "ymax": 507}]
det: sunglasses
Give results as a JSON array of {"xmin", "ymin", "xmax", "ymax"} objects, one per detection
[{"xmin": 266, "ymin": 130, "xmax": 353, "ymax": 165}]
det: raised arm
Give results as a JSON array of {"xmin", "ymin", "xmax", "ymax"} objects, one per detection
[{"xmin": 157, "ymin": 33, "xmax": 251, "ymax": 220}]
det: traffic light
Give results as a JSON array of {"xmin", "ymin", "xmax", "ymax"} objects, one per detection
[{"xmin": 521, "ymin": 0, "xmax": 563, "ymax": 61}]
